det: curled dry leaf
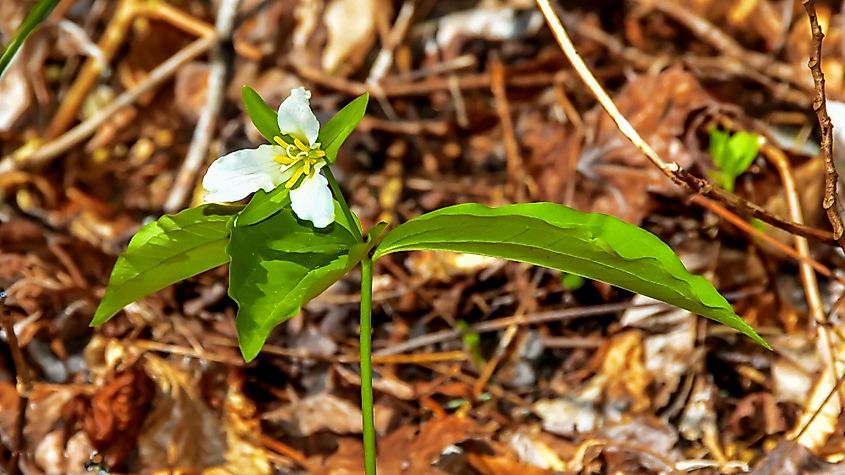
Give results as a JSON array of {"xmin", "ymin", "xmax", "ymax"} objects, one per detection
[{"xmin": 62, "ymin": 364, "xmax": 155, "ymax": 468}]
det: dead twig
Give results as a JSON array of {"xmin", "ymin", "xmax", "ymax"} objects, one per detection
[
  {"xmin": 45, "ymin": 0, "xmax": 260, "ymax": 140},
  {"xmin": 802, "ymin": 0, "xmax": 845, "ymax": 252},
  {"xmin": 367, "ymin": 0, "xmax": 416, "ymax": 84},
  {"xmin": 0, "ymin": 36, "xmax": 215, "ymax": 177},
  {"xmin": 490, "ymin": 56, "xmax": 526, "ymax": 200},
  {"xmin": 761, "ymin": 143, "xmax": 845, "ymax": 411},
  {"xmin": 163, "ymin": 0, "xmax": 239, "ymax": 213},
  {"xmin": 690, "ymin": 195, "xmax": 841, "ymax": 284},
  {"xmin": 1, "ymin": 291, "xmax": 32, "ymax": 475},
  {"xmin": 45, "ymin": 0, "xmax": 137, "ymax": 139},
  {"xmin": 535, "ymin": 0, "xmax": 835, "ymax": 244}
]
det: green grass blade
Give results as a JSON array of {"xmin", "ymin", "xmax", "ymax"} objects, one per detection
[{"xmin": 0, "ymin": 0, "xmax": 58, "ymax": 79}]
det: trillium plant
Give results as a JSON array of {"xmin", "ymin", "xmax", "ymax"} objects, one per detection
[{"xmin": 93, "ymin": 86, "xmax": 770, "ymax": 474}]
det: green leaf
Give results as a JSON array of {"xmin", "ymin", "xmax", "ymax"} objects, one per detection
[
  {"xmin": 374, "ymin": 203, "xmax": 769, "ymax": 349},
  {"xmin": 91, "ymin": 204, "xmax": 242, "ymax": 326},
  {"xmin": 235, "ymin": 185, "xmax": 291, "ymax": 227},
  {"xmin": 708, "ymin": 128, "xmax": 760, "ymax": 192},
  {"xmin": 318, "ymin": 93, "xmax": 369, "ymax": 163},
  {"xmin": 242, "ymin": 86, "xmax": 281, "ymax": 143},
  {"xmin": 227, "ymin": 206, "xmax": 371, "ymax": 361},
  {"xmin": 0, "ymin": 0, "xmax": 57, "ymax": 79}
]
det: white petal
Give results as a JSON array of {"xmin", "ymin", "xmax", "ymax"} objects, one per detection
[
  {"xmin": 202, "ymin": 145, "xmax": 285, "ymax": 202},
  {"xmin": 277, "ymin": 87, "xmax": 320, "ymax": 145},
  {"xmin": 290, "ymin": 172, "xmax": 335, "ymax": 228}
]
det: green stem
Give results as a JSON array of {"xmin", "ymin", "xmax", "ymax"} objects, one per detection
[
  {"xmin": 324, "ymin": 167, "xmax": 363, "ymax": 242},
  {"xmin": 325, "ymin": 165, "xmax": 375, "ymax": 472},
  {"xmin": 359, "ymin": 256, "xmax": 377, "ymax": 474}
]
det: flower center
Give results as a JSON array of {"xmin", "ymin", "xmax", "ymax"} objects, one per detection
[{"xmin": 273, "ymin": 136, "xmax": 327, "ymax": 189}]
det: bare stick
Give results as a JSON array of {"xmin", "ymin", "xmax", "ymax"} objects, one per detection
[
  {"xmin": 802, "ymin": 0, "xmax": 845, "ymax": 252},
  {"xmin": 0, "ymin": 36, "xmax": 214, "ymax": 177},
  {"xmin": 1, "ymin": 292, "xmax": 32, "ymax": 475},
  {"xmin": 535, "ymin": 0, "xmax": 677, "ymax": 179},
  {"xmin": 163, "ymin": 0, "xmax": 238, "ymax": 213},
  {"xmin": 534, "ymin": 0, "xmax": 835, "ymax": 244},
  {"xmin": 690, "ymin": 195, "xmax": 841, "ymax": 283}
]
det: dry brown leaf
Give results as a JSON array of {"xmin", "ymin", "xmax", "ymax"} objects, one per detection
[
  {"xmin": 532, "ymin": 378, "xmax": 603, "ymax": 435},
  {"xmin": 528, "ymin": 67, "xmax": 714, "ymax": 224},
  {"xmin": 138, "ymin": 355, "xmax": 227, "ymax": 472},
  {"xmin": 505, "ymin": 431, "xmax": 566, "ymax": 472},
  {"xmin": 317, "ymin": 414, "xmax": 487, "ymax": 474},
  {"xmin": 322, "ymin": 0, "xmax": 377, "ymax": 74},
  {"xmin": 786, "ymin": 327, "xmax": 845, "ymax": 453},
  {"xmin": 601, "ymin": 331, "xmax": 650, "ymax": 412},
  {"xmin": 750, "ymin": 440, "xmax": 845, "ymax": 475},
  {"xmin": 0, "ymin": 56, "xmax": 31, "ymax": 131},
  {"xmin": 264, "ymin": 392, "xmax": 364, "ymax": 437},
  {"xmin": 62, "ymin": 364, "xmax": 155, "ymax": 467},
  {"xmin": 202, "ymin": 373, "xmax": 271, "ymax": 475},
  {"xmin": 621, "ymin": 296, "xmax": 696, "ymax": 408}
]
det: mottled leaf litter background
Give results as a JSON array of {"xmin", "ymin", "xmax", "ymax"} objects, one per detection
[{"xmin": 2, "ymin": 0, "xmax": 845, "ymax": 473}]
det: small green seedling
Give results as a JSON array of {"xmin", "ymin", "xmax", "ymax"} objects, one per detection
[
  {"xmin": 708, "ymin": 128, "xmax": 761, "ymax": 192},
  {"xmin": 93, "ymin": 88, "xmax": 769, "ymax": 475}
]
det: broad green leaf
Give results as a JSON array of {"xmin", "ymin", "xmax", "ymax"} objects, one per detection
[
  {"xmin": 374, "ymin": 203, "xmax": 769, "ymax": 349},
  {"xmin": 235, "ymin": 185, "xmax": 291, "ymax": 227},
  {"xmin": 0, "ymin": 0, "xmax": 57, "ymax": 78},
  {"xmin": 242, "ymin": 86, "xmax": 281, "ymax": 143},
  {"xmin": 227, "ymin": 206, "xmax": 371, "ymax": 361},
  {"xmin": 708, "ymin": 128, "xmax": 760, "ymax": 192},
  {"xmin": 91, "ymin": 204, "xmax": 242, "ymax": 326},
  {"xmin": 318, "ymin": 93, "xmax": 369, "ymax": 163}
]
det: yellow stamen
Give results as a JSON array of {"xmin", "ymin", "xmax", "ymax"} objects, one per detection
[
  {"xmin": 312, "ymin": 149, "xmax": 326, "ymax": 158},
  {"xmin": 274, "ymin": 155, "xmax": 296, "ymax": 165},
  {"xmin": 285, "ymin": 167, "xmax": 307, "ymax": 189},
  {"xmin": 274, "ymin": 136, "xmax": 290, "ymax": 147},
  {"xmin": 293, "ymin": 138, "xmax": 311, "ymax": 153}
]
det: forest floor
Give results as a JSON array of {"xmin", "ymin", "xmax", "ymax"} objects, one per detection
[{"xmin": 2, "ymin": 0, "xmax": 845, "ymax": 473}]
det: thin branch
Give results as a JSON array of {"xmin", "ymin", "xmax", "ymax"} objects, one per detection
[
  {"xmin": 163, "ymin": 0, "xmax": 238, "ymax": 213},
  {"xmin": 689, "ymin": 195, "xmax": 841, "ymax": 284},
  {"xmin": 1, "ymin": 291, "xmax": 32, "ymax": 475},
  {"xmin": 802, "ymin": 0, "xmax": 845, "ymax": 252},
  {"xmin": 0, "ymin": 36, "xmax": 214, "ymax": 177},
  {"xmin": 534, "ymin": 0, "xmax": 835, "ymax": 244}
]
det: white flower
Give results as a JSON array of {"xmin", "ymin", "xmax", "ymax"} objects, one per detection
[{"xmin": 202, "ymin": 87, "xmax": 335, "ymax": 228}]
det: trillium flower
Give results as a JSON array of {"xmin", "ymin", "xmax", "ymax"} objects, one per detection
[{"xmin": 202, "ymin": 87, "xmax": 335, "ymax": 228}]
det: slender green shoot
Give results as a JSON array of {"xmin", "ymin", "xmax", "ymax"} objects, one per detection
[
  {"xmin": 359, "ymin": 257, "xmax": 377, "ymax": 474},
  {"xmin": 0, "ymin": 0, "xmax": 58, "ymax": 79}
]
